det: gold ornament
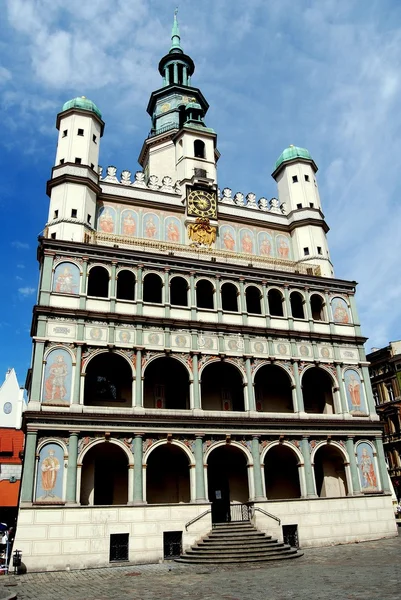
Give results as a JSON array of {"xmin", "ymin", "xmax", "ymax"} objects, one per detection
[{"xmin": 188, "ymin": 218, "xmax": 217, "ymax": 247}]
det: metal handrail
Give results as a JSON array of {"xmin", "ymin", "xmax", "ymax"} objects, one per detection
[
  {"xmin": 252, "ymin": 506, "xmax": 281, "ymax": 525},
  {"xmin": 185, "ymin": 509, "xmax": 211, "ymax": 531}
]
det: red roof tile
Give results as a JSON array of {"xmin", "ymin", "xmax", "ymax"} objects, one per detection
[
  {"xmin": 0, "ymin": 429, "xmax": 24, "ymax": 464},
  {"xmin": 0, "ymin": 480, "xmax": 21, "ymax": 507}
]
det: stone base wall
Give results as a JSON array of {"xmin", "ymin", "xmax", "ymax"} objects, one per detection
[{"xmin": 14, "ymin": 495, "xmax": 397, "ymax": 572}]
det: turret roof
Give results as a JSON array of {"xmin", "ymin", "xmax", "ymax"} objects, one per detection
[{"xmin": 62, "ymin": 96, "xmax": 102, "ymax": 119}]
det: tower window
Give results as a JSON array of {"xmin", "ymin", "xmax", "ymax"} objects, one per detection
[
  {"xmin": 304, "ymin": 174, "xmax": 310, "ymax": 182},
  {"xmin": 53, "ymin": 210, "xmax": 58, "ymax": 219},
  {"xmin": 87, "ymin": 214, "xmax": 92, "ymax": 224},
  {"xmin": 297, "ymin": 203, "xmax": 302, "ymax": 209},
  {"xmin": 194, "ymin": 140, "xmax": 206, "ymax": 159},
  {"xmin": 71, "ymin": 209, "xmax": 77, "ymax": 218},
  {"xmin": 194, "ymin": 168, "xmax": 207, "ymax": 178},
  {"xmin": 62, "ymin": 130, "xmax": 68, "ymax": 137},
  {"xmin": 51, "ymin": 232, "xmax": 56, "ymax": 239},
  {"xmin": 90, "ymin": 163, "xmax": 94, "ymax": 170},
  {"xmin": 75, "ymin": 157, "xmax": 82, "ymax": 164},
  {"xmin": 309, "ymin": 202, "xmax": 314, "ymax": 208},
  {"xmin": 304, "ymin": 247, "xmax": 310, "ymax": 256},
  {"xmin": 59, "ymin": 159, "xmax": 65, "ymax": 165},
  {"xmin": 317, "ymin": 246, "xmax": 322, "ymax": 255},
  {"xmin": 93, "ymin": 134, "xmax": 97, "ymax": 143},
  {"xmin": 292, "ymin": 175, "xmax": 298, "ymax": 183},
  {"xmin": 77, "ymin": 128, "xmax": 84, "ymax": 136}
]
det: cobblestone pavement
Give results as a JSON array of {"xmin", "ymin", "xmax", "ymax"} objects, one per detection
[{"xmin": 1, "ymin": 533, "xmax": 400, "ymax": 600}]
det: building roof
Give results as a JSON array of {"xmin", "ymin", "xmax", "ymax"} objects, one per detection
[
  {"xmin": 0, "ymin": 479, "xmax": 20, "ymax": 507},
  {"xmin": 0, "ymin": 429, "xmax": 24, "ymax": 464},
  {"xmin": 61, "ymin": 96, "xmax": 102, "ymax": 119},
  {"xmin": 274, "ymin": 145, "xmax": 313, "ymax": 170}
]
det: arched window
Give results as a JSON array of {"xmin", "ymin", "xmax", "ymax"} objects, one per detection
[
  {"xmin": 170, "ymin": 276, "xmax": 188, "ymax": 307},
  {"xmin": 116, "ymin": 270, "xmax": 135, "ymax": 301},
  {"xmin": 196, "ymin": 279, "xmax": 214, "ymax": 309},
  {"xmin": 221, "ymin": 282, "xmax": 238, "ymax": 312},
  {"xmin": 201, "ymin": 361, "xmax": 245, "ymax": 411},
  {"xmin": 268, "ymin": 289, "xmax": 284, "ymax": 317},
  {"xmin": 246, "ymin": 286, "xmax": 262, "ymax": 314},
  {"xmin": 87, "ymin": 266, "xmax": 109, "ymax": 298},
  {"xmin": 290, "ymin": 291, "xmax": 305, "ymax": 319},
  {"xmin": 147, "ymin": 445, "xmax": 190, "ymax": 504},
  {"xmin": 254, "ymin": 365, "xmax": 293, "ymax": 413},
  {"xmin": 311, "ymin": 293, "xmax": 324, "ymax": 321},
  {"xmin": 80, "ymin": 443, "xmax": 128, "ymax": 505},
  {"xmin": 302, "ymin": 367, "xmax": 334, "ymax": 414},
  {"xmin": 264, "ymin": 445, "xmax": 301, "ymax": 499},
  {"xmin": 207, "ymin": 446, "xmax": 249, "ymax": 522},
  {"xmin": 143, "ymin": 273, "xmax": 163, "ymax": 303},
  {"xmin": 144, "ymin": 357, "xmax": 189, "ymax": 410},
  {"xmin": 84, "ymin": 353, "xmax": 132, "ymax": 407},
  {"xmin": 314, "ymin": 445, "xmax": 348, "ymax": 498},
  {"xmin": 194, "ymin": 139, "xmax": 205, "ymax": 159}
]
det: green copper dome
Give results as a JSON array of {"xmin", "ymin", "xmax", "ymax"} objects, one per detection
[
  {"xmin": 275, "ymin": 145, "xmax": 312, "ymax": 170},
  {"xmin": 62, "ymin": 96, "xmax": 102, "ymax": 119}
]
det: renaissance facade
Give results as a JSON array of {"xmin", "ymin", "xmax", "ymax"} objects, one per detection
[{"xmin": 15, "ymin": 15, "xmax": 396, "ymax": 570}]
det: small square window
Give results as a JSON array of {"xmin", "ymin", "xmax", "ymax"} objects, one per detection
[
  {"xmin": 292, "ymin": 175, "xmax": 298, "ymax": 183},
  {"xmin": 304, "ymin": 174, "xmax": 310, "ymax": 182},
  {"xmin": 93, "ymin": 134, "xmax": 97, "ymax": 143},
  {"xmin": 53, "ymin": 210, "xmax": 58, "ymax": 219},
  {"xmin": 62, "ymin": 130, "xmax": 68, "ymax": 137},
  {"xmin": 75, "ymin": 157, "xmax": 82, "ymax": 164},
  {"xmin": 87, "ymin": 214, "xmax": 92, "ymax": 224},
  {"xmin": 90, "ymin": 163, "xmax": 94, "ymax": 170},
  {"xmin": 317, "ymin": 246, "xmax": 322, "ymax": 255},
  {"xmin": 50, "ymin": 232, "xmax": 56, "ymax": 239},
  {"xmin": 297, "ymin": 203, "xmax": 302, "ymax": 209},
  {"xmin": 309, "ymin": 202, "xmax": 314, "ymax": 208},
  {"xmin": 77, "ymin": 128, "xmax": 84, "ymax": 136},
  {"xmin": 59, "ymin": 159, "xmax": 65, "ymax": 165},
  {"xmin": 304, "ymin": 247, "xmax": 310, "ymax": 256},
  {"xmin": 71, "ymin": 209, "xmax": 77, "ymax": 218}
]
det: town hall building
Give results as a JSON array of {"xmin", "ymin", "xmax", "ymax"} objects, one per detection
[{"xmin": 14, "ymin": 14, "xmax": 397, "ymax": 570}]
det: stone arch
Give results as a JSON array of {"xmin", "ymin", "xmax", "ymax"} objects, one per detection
[
  {"xmin": 87, "ymin": 264, "xmax": 110, "ymax": 298},
  {"xmin": 260, "ymin": 440, "xmax": 303, "ymax": 465},
  {"xmin": 301, "ymin": 365, "xmax": 337, "ymax": 414},
  {"xmin": 204, "ymin": 440, "xmax": 253, "ymax": 466},
  {"xmin": 312, "ymin": 441, "xmax": 350, "ymax": 497},
  {"xmin": 170, "ymin": 275, "xmax": 189, "ymax": 307},
  {"xmin": 87, "ymin": 262, "xmax": 111, "ymax": 275},
  {"xmin": 37, "ymin": 438, "xmax": 68, "ymax": 456},
  {"xmin": 43, "ymin": 344, "xmax": 75, "ymax": 363},
  {"xmin": 143, "ymin": 352, "xmax": 192, "ymax": 379},
  {"xmin": 78, "ymin": 437, "xmax": 134, "ymax": 466},
  {"xmin": 310, "ymin": 292, "xmax": 326, "ymax": 321},
  {"xmin": 79, "ymin": 440, "xmax": 130, "ymax": 505},
  {"xmin": 201, "ymin": 360, "xmax": 246, "ymax": 411},
  {"xmin": 252, "ymin": 361, "xmax": 294, "ymax": 386},
  {"xmin": 143, "ymin": 271, "xmax": 163, "ymax": 304},
  {"xmin": 196, "ymin": 277, "xmax": 215, "ymax": 310},
  {"xmin": 290, "ymin": 290, "xmax": 306, "ymax": 319},
  {"xmin": 310, "ymin": 440, "xmax": 349, "ymax": 464},
  {"xmin": 116, "ymin": 268, "xmax": 136, "ymax": 301},
  {"xmin": 254, "ymin": 363, "xmax": 294, "ymax": 412},
  {"xmin": 53, "ymin": 258, "xmax": 82, "ymax": 272},
  {"xmin": 268, "ymin": 287, "xmax": 285, "ymax": 317},
  {"xmin": 262, "ymin": 442, "xmax": 302, "ymax": 499},
  {"xmin": 143, "ymin": 439, "xmax": 194, "ymax": 466},
  {"xmin": 301, "ymin": 363, "xmax": 338, "ymax": 386},
  {"xmin": 221, "ymin": 281, "xmax": 240, "ymax": 312},
  {"xmin": 145, "ymin": 440, "xmax": 193, "ymax": 504},
  {"xmin": 199, "ymin": 356, "xmax": 246, "ymax": 381},
  {"xmin": 82, "ymin": 349, "xmax": 135, "ymax": 376},
  {"xmin": 245, "ymin": 284, "xmax": 263, "ymax": 314},
  {"xmin": 83, "ymin": 351, "xmax": 134, "ymax": 407},
  {"xmin": 143, "ymin": 355, "xmax": 191, "ymax": 409}
]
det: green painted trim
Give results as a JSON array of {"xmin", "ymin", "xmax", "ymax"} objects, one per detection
[
  {"xmin": 66, "ymin": 432, "xmax": 79, "ymax": 502},
  {"xmin": 375, "ymin": 437, "xmax": 391, "ymax": 493},
  {"xmin": 251, "ymin": 436, "xmax": 264, "ymax": 499},
  {"xmin": 336, "ymin": 364, "xmax": 348, "ymax": 413},
  {"xmin": 346, "ymin": 437, "xmax": 361, "ymax": 494},
  {"xmin": 301, "ymin": 437, "xmax": 317, "ymax": 497},
  {"xmin": 194, "ymin": 436, "xmax": 206, "ymax": 500},
  {"xmin": 72, "ymin": 345, "xmax": 82, "ymax": 404},
  {"xmin": 192, "ymin": 354, "xmax": 201, "ymax": 409},
  {"xmin": 30, "ymin": 342, "xmax": 45, "ymax": 402},
  {"xmin": 292, "ymin": 361, "xmax": 304, "ymax": 412},
  {"xmin": 20, "ymin": 431, "xmax": 37, "ymax": 502},
  {"xmin": 135, "ymin": 349, "xmax": 142, "ymax": 407},
  {"xmin": 133, "ymin": 435, "xmax": 144, "ymax": 503},
  {"xmin": 245, "ymin": 358, "xmax": 255, "ymax": 411}
]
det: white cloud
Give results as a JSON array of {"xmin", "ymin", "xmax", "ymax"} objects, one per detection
[
  {"xmin": 18, "ymin": 287, "xmax": 35, "ymax": 296},
  {"xmin": 15, "ymin": 276, "xmax": 23, "ymax": 281},
  {"xmin": 17, "ymin": 264, "xmax": 25, "ymax": 269},
  {"xmin": 12, "ymin": 241, "xmax": 29, "ymax": 249}
]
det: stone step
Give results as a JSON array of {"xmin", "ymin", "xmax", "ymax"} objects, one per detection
[
  {"xmin": 197, "ymin": 540, "xmax": 280, "ymax": 549},
  {"xmin": 176, "ymin": 550, "xmax": 303, "ymax": 564},
  {"xmin": 187, "ymin": 544, "xmax": 288, "ymax": 556},
  {"xmin": 204, "ymin": 532, "xmax": 268, "ymax": 540}
]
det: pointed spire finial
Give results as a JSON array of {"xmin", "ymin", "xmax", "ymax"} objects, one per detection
[{"xmin": 170, "ymin": 7, "xmax": 183, "ymax": 53}]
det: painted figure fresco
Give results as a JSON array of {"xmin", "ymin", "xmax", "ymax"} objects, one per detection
[
  {"xmin": 276, "ymin": 235, "xmax": 290, "ymax": 259},
  {"xmin": 43, "ymin": 349, "xmax": 72, "ymax": 404},
  {"xmin": 52, "ymin": 262, "xmax": 80, "ymax": 294},
  {"xmin": 143, "ymin": 213, "xmax": 159, "ymax": 239},
  {"xmin": 240, "ymin": 229, "xmax": 254, "ymax": 254},
  {"xmin": 220, "ymin": 225, "xmax": 236, "ymax": 252},
  {"xmin": 345, "ymin": 369, "xmax": 366, "ymax": 413},
  {"xmin": 331, "ymin": 297, "xmax": 350, "ymax": 324},
  {"xmin": 35, "ymin": 444, "xmax": 64, "ymax": 501},
  {"xmin": 121, "ymin": 210, "xmax": 138, "ymax": 237},
  {"xmin": 258, "ymin": 232, "xmax": 273, "ymax": 256},
  {"xmin": 357, "ymin": 443, "xmax": 379, "ymax": 492},
  {"xmin": 119, "ymin": 330, "xmax": 131, "ymax": 343},
  {"xmin": 165, "ymin": 216, "xmax": 181, "ymax": 243},
  {"xmin": 98, "ymin": 206, "xmax": 116, "ymax": 233}
]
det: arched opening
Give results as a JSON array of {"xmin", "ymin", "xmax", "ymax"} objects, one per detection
[
  {"xmin": 268, "ymin": 289, "xmax": 284, "ymax": 317},
  {"xmin": 290, "ymin": 291, "xmax": 305, "ymax": 319},
  {"xmin": 84, "ymin": 353, "xmax": 132, "ymax": 407},
  {"xmin": 264, "ymin": 445, "xmax": 301, "ymax": 499},
  {"xmin": 87, "ymin": 266, "xmax": 109, "ymax": 298},
  {"xmin": 116, "ymin": 269, "xmax": 135, "ymax": 301},
  {"xmin": 254, "ymin": 365, "xmax": 293, "ymax": 413},
  {"xmin": 314, "ymin": 445, "xmax": 348, "ymax": 497},
  {"xmin": 170, "ymin": 276, "xmax": 188, "ymax": 307},
  {"xmin": 302, "ymin": 367, "xmax": 334, "ymax": 414},
  {"xmin": 196, "ymin": 279, "xmax": 214, "ymax": 309},
  {"xmin": 147, "ymin": 444, "xmax": 190, "ymax": 504},
  {"xmin": 207, "ymin": 445, "xmax": 249, "ymax": 523},
  {"xmin": 311, "ymin": 294, "xmax": 324, "ymax": 320},
  {"xmin": 144, "ymin": 357, "xmax": 189, "ymax": 409},
  {"xmin": 246, "ymin": 286, "xmax": 262, "ymax": 314},
  {"xmin": 143, "ymin": 273, "xmax": 163, "ymax": 304},
  {"xmin": 80, "ymin": 443, "xmax": 128, "ymax": 505},
  {"xmin": 221, "ymin": 282, "xmax": 238, "ymax": 312},
  {"xmin": 194, "ymin": 139, "xmax": 205, "ymax": 159},
  {"xmin": 201, "ymin": 361, "xmax": 245, "ymax": 411}
]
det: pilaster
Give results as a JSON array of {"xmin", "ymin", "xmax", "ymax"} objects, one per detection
[
  {"xmin": 346, "ymin": 436, "xmax": 361, "ymax": 494},
  {"xmin": 300, "ymin": 436, "xmax": 316, "ymax": 497},
  {"xmin": 251, "ymin": 436, "xmax": 265, "ymax": 500},
  {"xmin": 133, "ymin": 434, "xmax": 145, "ymax": 503},
  {"xmin": 20, "ymin": 430, "xmax": 38, "ymax": 502},
  {"xmin": 194, "ymin": 435, "xmax": 206, "ymax": 501},
  {"xmin": 66, "ymin": 432, "xmax": 79, "ymax": 503}
]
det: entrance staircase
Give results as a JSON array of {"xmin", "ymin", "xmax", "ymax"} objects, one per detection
[{"xmin": 176, "ymin": 521, "xmax": 303, "ymax": 564}]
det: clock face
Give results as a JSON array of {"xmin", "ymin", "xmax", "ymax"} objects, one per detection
[
  {"xmin": 187, "ymin": 188, "xmax": 217, "ymax": 219},
  {"xmin": 3, "ymin": 402, "xmax": 12, "ymax": 415}
]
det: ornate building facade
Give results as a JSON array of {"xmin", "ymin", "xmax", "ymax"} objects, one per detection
[{"xmin": 15, "ymin": 15, "xmax": 396, "ymax": 570}]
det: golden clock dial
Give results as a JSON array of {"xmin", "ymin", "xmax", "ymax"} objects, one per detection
[{"xmin": 187, "ymin": 189, "xmax": 217, "ymax": 218}]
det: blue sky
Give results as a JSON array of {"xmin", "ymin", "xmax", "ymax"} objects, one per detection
[{"xmin": 2, "ymin": 0, "xmax": 401, "ymax": 387}]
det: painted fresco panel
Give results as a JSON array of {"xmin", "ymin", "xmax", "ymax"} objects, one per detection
[
  {"xmin": 35, "ymin": 443, "xmax": 64, "ymax": 502},
  {"xmin": 357, "ymin": 442, "xmax": 379, "ymax": 492},
  {"xmin": 42, "ymin": 348, "xmax": 72, "ymax": 404},
  {"xmin": 98, "ymin": 206, "xmax": 116, "ymax": 234},
  {"xmin": 331, "ymin": 297, "xmax": 350, "ymax": 324},
  {"xmin": 117, "ymin": 329, "xmax": 134, "ymax": 344},
  {"xmin": 53, "ymin": 262, "xmax": 80, "ymax": 295},
  {"xmin": 120, "ymin": 209, "xmax": 138, "ymax": 237},
  {"xmin": 276, "ymin": 235, "xmax": 291, "ymax": 260},
  {"xmin": 344, "ymin": 369, "xmax": 367, "ymax": 414},
  {"xmin": 257, "ymin": 232, "xmax": 274, "ymax": 257},
  {"xmin": 220, "ymin": 225, "xmax": 236, "ymax": 252},
  {"xmin": 239, "ymin": 228, "xmax": 254, "ymax": 254},
  {"xmin": 143, "ymin": 213, "xmax": 160, "ymax": 239},
  {"xmin": 165, "ymin": 216, "xmax": 182, "ymax": 243}
]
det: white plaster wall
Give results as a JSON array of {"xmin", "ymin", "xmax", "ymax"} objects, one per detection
[
  {"xmin": 276, "ymin": 163, "xmax": 321, "ymax": 212},
  {"xmin": 56, "ymin": 113, "xmax": 101, "ymax": 169},
  {"xmin": 145, "ymin": 140, "xmax": 177, "ymax": 183}
]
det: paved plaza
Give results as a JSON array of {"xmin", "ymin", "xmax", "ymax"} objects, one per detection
[{"xmin": 1, "ymin": 532, "xmax": 400, "ymax": 600}]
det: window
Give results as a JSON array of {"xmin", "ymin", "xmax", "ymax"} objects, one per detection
[
  {"xmin": 87, "ymin": 266, "xmax": 109, "ymax": 298},
  {"xmin": 87, "ymin": 214, "xmax": 92, "ymax": 224},
  {"xmin": 53, "ymin": 210, "xmax": 58, "ymax": 219},
  {"xmin": 194, "ymin": 139, "xmax": 205, "ymax": 159},
  {"xmin": 109, "ymin": 533, "xmax": 129, "ymax": 562},
  {"xmin": 290, "ymin": 291, "xmax": 305, "ymax": 319},
  {"xmin": 75, "ymin": 157, "xmax": 82, "ymax": 164},
  {"xmin": 268, "ymin": 289, "xmax": 284, "ymax": 317},
  {"xmin": 62, "ymin": 130, "xmax": 68, "ymax": 137},
  {"xmin": 59, "ymin": 159, "xmax": 65, "ymax": 165},
  {"xmin": 90, "ymin": 163, "xmax": 94, "ymax": 170},
  {"xmin": 297, "ymin": 203, "xmax": 302, "ymax": 209},
  {"xmin": 304, "ymin": 247, "xmax": 310, "ymax": 256},
  {"xmin": 116, "ymin": 270, "xmax": 136, "ymax": 301},
  {"xmin": 292, "ymin": 175, "xmax": 298, "ymax": 183},
  {"xmin": 77, "ymin": 128, "xmax": 84, "ymax": 136},
  {"xmin": 93, "ymin": 134, "xmax": 97, "ymax": 143},
  {"xmin": 71, "ymin": 209, "xmax": 77, "ymax": 218},
  {"xmin": 304, "ymin": 174, "xmax": 310, "ymax": 182},
  {"xmin": 50, "ymin": 232, "xmax": 56, "ymax": 239},
  {"xmin": 317, "ymin": 246, "xmax": 322, "ymax": 255},
  {"xmin": 221, "ymin": 282, "xmax": 238, "ymax": 312},
  {"xmin": 310, "ymin": 294, "xmax": 324, "ymax": 321},
  {"xmin": 309, "ymin": 202, "xmax": 314, "ymax": 208},
  {"xmin": 194, "ymin": 168, "xmax": 207, "ymax": 178}
]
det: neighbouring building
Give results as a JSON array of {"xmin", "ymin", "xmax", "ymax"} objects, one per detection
[
  {"xmin": 14, "ymin": 14, "xmax": 397, "ymax": 571},
  {"xmin": 367, "ymin": 341, "xmax": 401, "ymax": 499},
  {"xmin": 0, "ymin": 369, "xmax": 25, "ymax": 528}
]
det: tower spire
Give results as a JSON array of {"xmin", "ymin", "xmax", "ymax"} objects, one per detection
[{"xmin": 170, "ymin": 8, "xmax": 183, "ymax": 54}]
